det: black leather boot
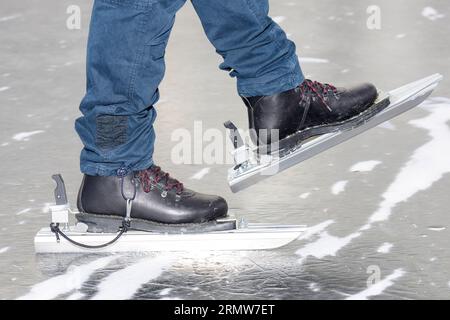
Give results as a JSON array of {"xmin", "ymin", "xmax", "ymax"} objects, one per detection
[
  {"xmin": 242, "ymin": 79, "xmax": 390, "ymax": 152},
  {"xmin": 76, "ymin": 165, "xmax": 231, "ymax": 233}
]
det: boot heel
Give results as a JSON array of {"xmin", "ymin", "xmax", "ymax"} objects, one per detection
[{"xmin": 76, "ymin": 213, "xmax": 123, "ymax": 233}]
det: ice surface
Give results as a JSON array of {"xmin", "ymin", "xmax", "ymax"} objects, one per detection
[
  {"xmin": 346, "ymin": 269, "xmax": 405, "ymax": 300},
  {"xmin": 92, "ymin": 255, "xmax": 174, "ymax": 300},
  {"xmin": 369, "ymin": 98, "xmax": 450, "ymax": 224},
  {"xmin": 17, "ymin": 256, "xmax": 118, "ymax": 300}
]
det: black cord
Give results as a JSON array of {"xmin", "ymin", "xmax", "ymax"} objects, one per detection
[{"xmin": 50, "ymin": 222, "xmax": 128, "ymax": 249}]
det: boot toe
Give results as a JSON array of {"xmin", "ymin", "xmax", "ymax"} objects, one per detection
[
  {"xmin": 210, "ymin": 196, "xmax": 228, "ymax": 220},
  {"xmin": 352, "ymin": 83, "xmax": 378, "ymax": 107}
]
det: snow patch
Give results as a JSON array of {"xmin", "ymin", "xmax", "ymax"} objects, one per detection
[
  {"xmin": 299, "ymin": 57, "xmax": 329, "ymax": 64},
  {"xmin": 0, "ymin": 247, "xmax": 10, "ymax": 254},
  {"xmin": 16, "ymin": 208, "xmax": 31, "ymax": 216},
  {"xmin": 350, "ymin": 160, "xmax": 381, "ymax": 172},
  {"xmin": 17, "ymin": 256, "xmax": 118, "ymax": 300},
  {"xmin": 427, "ymin": 226, "xmax": 446, "ymax": 232},
  {"xmin": 0, "ymin": 86, "xmax": 10, "ymax": 92},
  {"xmin": 331, "ymin": 180, "xmax": 348, "ymax": 195},
  {"xmin": 66, "ymin": 291, "xmax": 85, "ymax": 300},
  {"xmin": 12, "ymin": 130, "xmax": 44, "ymax": 141},
  {"xmin": 377, "ymin": 121, "xmax": 396, "ymax": 130},
  {"xmin": 159, "ymin": 288, "xmax": 173, "ymax": 296},
  {"xmin": 421, "ymin": 7, "xmax": 445, "ymax": 21},
  {"xmin": 272, "ymin": 16, "xmax": 286, "ymax": 24},
  {"xmin": 299, "ymin": 192, "xmax": 311, "ymax": 199},
  {"xmin": 297, "ymin": 220, "xmax": 335, "ymax": 241},
  {"xmin": 0, "ymin": 14, "xmax": 21, "ymax": 22},
  {"xmin": 377, "ymin": 242, "xmax": 393, "ymax": 254},
  {"xmin": 92, "ymin": 255, "xmax": 174, "ymax": 300},
  {"xmin": 308, "ymin": 283, "xmax": 320, "ymax": 292},
  {"xmin": 369, "ymin": 98, "xmax": 450, "ymax": 224},
  {"xmin": 190, "ymin": 168, "xmax": 210, "ymax": 180},
  {"xmin": 296, "ymin": 230, "xmax": 361, "ymax": 264},
  {"xmin": 346, "ymin": 269, "xmax": 405, "ymax": 300}
]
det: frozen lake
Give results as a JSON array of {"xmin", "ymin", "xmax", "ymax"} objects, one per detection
[{"xmin": 1, "ymin": 0, "xmax": 450, "ymax": 299}]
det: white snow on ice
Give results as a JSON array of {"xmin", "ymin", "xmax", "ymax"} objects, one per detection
[
  {"xmin": 12, "ymin": 130, "xmax": 44, "ymax": 141},
  {"xmin": 331, "ymin": 180, "xmax": 348, "ymax": 195},
  {"xmin": 421, "ymin": 7, "xmax": 445, "ymax": 21},
  {"xmin": 296, "ymin": 229, "xmax": 361, "ymax": 264},
  {"xmin": 17, "ymin": 255, "xmax": 118, "ymax": 300},
  {"xmin": 346, "ymin": 269, "xmax": 405, "ymax": 300},
  {"xmin": 92, "ymin": 255, "xmax": 174, "ymax": 300},
  {"xmin": 377, "ymin": 242, "xmax": 393, "ymax": 254},
  {"xmin": 396, "ymin": 34, "xmax": 406, "ymax": 39},
  {"xmin": 299, "ymin": 57, "xmax": 329, "ymax": 64},
  {"xmin": 0, "ymin": 247, "xmax": 11, "ymax": 254},
  {"xmin": 66, "ymin": 291, "xmax": 85, "ymax": 300},
  {"xmin": 427, "ymin": 226, "xmax": 446, "ymax": 232},
  {"xmin": 16, "ymin": 208, "xmax": 31, "ymax": 215},
  {"xmin": 308, "ymin": 283, "xmax": 320, "ymax": 292},
  {"xmin": 350, "ymin": 160, "xmax": 381, "ymax": 172},
  {"xmin": 295, "ymin": 98, "xmax": 450, "ymax": 261},
  {"xmin": 369, "ymin": 98, "xmax": 450, "ymax": 224},
  {"xmin": 272, "ymin": 16, "xmax": 286, "ymax": 24},
  {"xmin": 0, "ymin": 14, "xmax": 22, "ymax": 22},
  {"xmin": 299, "ymin": 192, "xmax": 311, "ymax": 199},
  {"xmin": 159, "ymin": 288, "xmax": 173, "ymax": 296},
  {"xmin": 377, "ymin": 121, "xmax": 396, "ymax": 130},
  {"xmin": 0, "ymin": 86, "xmax": 10, "ymax": 92},
  {"xmin": 297, "ymin": 220, "xmax": 335, "ymax": 241},
  {"xmin": 190, "ymin": 167, "xmax": 210, "ymax": 180}
]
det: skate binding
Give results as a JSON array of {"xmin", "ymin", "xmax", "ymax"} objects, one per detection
[
  {"xmin": 225, "ymin": 74, "xmax": 443, "ymax": 193},
  {"xmin": 34, "ymin": 175, "xmax": 306, "ymax": 253}
]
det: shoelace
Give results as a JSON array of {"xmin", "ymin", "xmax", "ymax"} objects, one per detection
[
  {"xmin": 299, "ymin": 79, "xmax": 338, "ymax": 112},
  {"xmin": 139, "ymin": 166, "xmax": 184, "ymax": 195}
]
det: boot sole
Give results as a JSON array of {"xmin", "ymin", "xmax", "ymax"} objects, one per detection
[
  {"xmin": 258, "ymin": 95, "xmax": 391, "ymax": 155},
  {"xmin": 76, "ymin": 212, "xmax": 237, "ymax": 234}
]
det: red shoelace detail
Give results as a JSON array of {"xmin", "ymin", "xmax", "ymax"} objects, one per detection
[
  {"xmin": 299, "ymin": 79, "xmax": 338, "ymax": 112},
  {"xmin": 139, "ymin": 166, "xmax": 184, "ymax": 194}
]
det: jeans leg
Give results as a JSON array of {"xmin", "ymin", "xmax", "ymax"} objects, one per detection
[
  {"xmin": 191, "ymin": 0, "xmax": 304, "ymax": 97},
  {"xmin": 76, "ymin": 0, "xmax": 186, "ymax": 176}
]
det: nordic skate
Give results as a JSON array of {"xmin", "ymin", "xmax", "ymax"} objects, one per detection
[
  {"xmin": 227, "ymin": 74, "xmax": 443, "ymax": 193},
  {"xmin": 34, "ymin": 174, "xmax": 306, "ymax": 253}
]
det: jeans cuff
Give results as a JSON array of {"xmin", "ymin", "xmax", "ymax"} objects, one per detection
[
  {"xmin": 80, "ymin": 157, "xmax": 154, "ymax": 176},
  {"xmin": 237, "ymin": 65, "xmax": 304, "ymax": 97}
]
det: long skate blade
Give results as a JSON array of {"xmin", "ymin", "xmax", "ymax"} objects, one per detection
[
  {"xmin": 228, "ymin": 73, "xmax": 443, "ymax": 193},
  {"xmin": 34, "ymin": 224, "xmax": 306, "ymax": 253}
]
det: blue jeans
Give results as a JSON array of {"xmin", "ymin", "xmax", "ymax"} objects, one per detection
[{"xmin": 76, "ymin": 0, "xmax": 304, "ymax": 176}]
